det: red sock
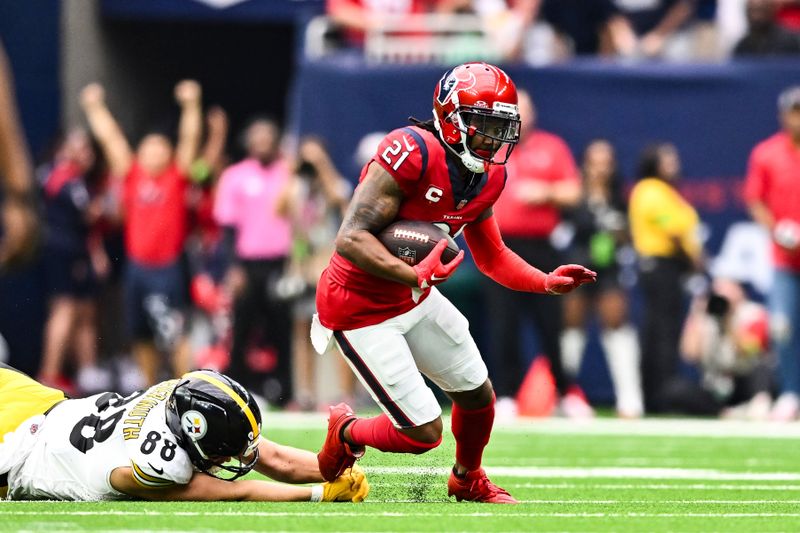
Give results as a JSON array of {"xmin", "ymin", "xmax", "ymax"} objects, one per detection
[
  {"xmin": 348, "ymin": 414, "xmax": 440, "ymax": 454},
  {"xmin": 451, "ymin": 394, "xmax": 495, "ymax": 471}
]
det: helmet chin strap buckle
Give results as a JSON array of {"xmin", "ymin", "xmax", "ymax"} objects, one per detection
[{"xmin": 460, "ymin": 151, "xmax": 486, "ymax": 173}]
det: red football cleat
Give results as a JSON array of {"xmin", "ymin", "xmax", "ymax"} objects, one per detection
[
  {"xmin": 317, "ymin": 403, "xmax": 365, "ymax": 482},
  {"xmin": 447, "ymin": 468, "xmax": 518, "ymax": 504}
]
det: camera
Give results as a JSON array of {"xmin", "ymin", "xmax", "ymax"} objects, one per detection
[
  {"xmin": 705, "ymin": 292, "xmax": 730, "ymax": 318},
  {"xmin": 296, "ymin": 160, "xmax": 318, "ymax": 179}
]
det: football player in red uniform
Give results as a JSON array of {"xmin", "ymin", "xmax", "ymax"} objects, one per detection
[{"xmin": 313, "ymin": 62, "xmax": 596, "ymax": 503}]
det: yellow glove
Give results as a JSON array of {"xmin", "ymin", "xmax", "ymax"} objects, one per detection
[{"xmin": 321, "ymin": 464, "xmax": 370, "ymax": 502}]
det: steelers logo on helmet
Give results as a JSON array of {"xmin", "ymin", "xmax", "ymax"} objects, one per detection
[{"xmin": 181, "ymin": 409, "xmax": 208, "ymax": 441}]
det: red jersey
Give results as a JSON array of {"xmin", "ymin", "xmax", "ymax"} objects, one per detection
[
  {"xmin": 743, "ymin": 132, "xmax": 800, "ymax": 272},
  {"xmin": 123, "ymin": 162, "xmax": 189, "ymax": 267},
  {"xmin": 316, "ymin": 126, "xmax": 506, "ymax": 330}
]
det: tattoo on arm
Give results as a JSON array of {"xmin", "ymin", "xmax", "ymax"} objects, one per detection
[{"xmin": 339, "ymin": 165, "xmax": 403, "ymax": 237}]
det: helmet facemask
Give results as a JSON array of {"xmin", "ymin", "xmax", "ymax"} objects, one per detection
[
  {"xmin": 455, "ymin": 105, "xmax": 520, "ymax": 167},
  {"xmin": 186, "ymin": 433, "xmax": 260, "ymax": 481}
]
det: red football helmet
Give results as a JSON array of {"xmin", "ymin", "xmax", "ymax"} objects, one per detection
[{"xmin": 432, "ymin": 62, "xmax": 521, "ymax": 173}]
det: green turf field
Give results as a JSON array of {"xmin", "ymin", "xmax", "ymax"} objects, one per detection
[{"xmin": 3, "ymin": 414, "xmax": 800, "ymax": 532}]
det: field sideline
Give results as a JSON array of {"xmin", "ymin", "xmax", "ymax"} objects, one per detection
[{"xmin": 3, "ymin": 413, "xmax": 800, "ymax": 532}]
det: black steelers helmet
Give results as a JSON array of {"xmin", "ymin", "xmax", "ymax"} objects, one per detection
[{"xmin": 166, "ymin": 370, "xmax": 262, "ymax": 480}]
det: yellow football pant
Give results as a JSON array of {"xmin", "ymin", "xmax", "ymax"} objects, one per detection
[{"xmin": 0, "ymin": 364, "xmax": 66, "ymax": 497}]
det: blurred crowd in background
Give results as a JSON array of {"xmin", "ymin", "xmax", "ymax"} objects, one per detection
[
  {"xmin": 1, "ymin": 0, "xmax": 800, "ymax": 421},
  {"xmin": 321, "ymin": 0, "xmax": 800, "ymax": 63}
]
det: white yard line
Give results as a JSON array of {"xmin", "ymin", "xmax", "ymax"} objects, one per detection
[
  {"xmin": 368, "ymin": 466, "xmax": 800, "ymax": 481},
  {"xmin": 502, "ymin": 483, "xmax": 800, "ymax": 491},
  {"xmin": 267, "ymin": 411, "xmax": 800, "ymax": 439}
]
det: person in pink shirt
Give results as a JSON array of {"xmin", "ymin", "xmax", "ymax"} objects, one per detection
[
  {"xmin": 214, "ymin": 117, "xmax": 293, "ymax": 405},
  {"xmin": 744, "ymin": 86, "xmax": 800, "ymax": 421}
]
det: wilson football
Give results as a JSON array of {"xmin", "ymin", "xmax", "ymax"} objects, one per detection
[{"xmin": 377, "ymin": 220, "xmax": 460, "ymax": 266}]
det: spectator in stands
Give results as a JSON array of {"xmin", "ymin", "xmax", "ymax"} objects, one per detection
[
  {"xmin": 612, "ymin": 0, "xmax": 710, "ymax": 60},
  {"xmin": 276, "ymin": 136, "xmax": 355, "ymax": 411},
  {"xmin": 187, "ymin": 106, "xmax": 230, "ymax": 276},
  {"xmin": 326, "ymin": 0, "xmax": 470, "ymax": 48},
  {"xmin": 486, "ymin": 89, "xmax": 592, "ymax": 419},
  {"xmin": 678, "ymin": 277, "xmax": 773, "ymax": 419},
  {"xmin": 743, "ymin": 86, "xmax": 800, "ymax": 421},
  {"xmin": 733, "ymin": 0, "xmax": 800, "ymax": 56},
  {"xmin": 561, "ymin": 140, "xmax": 643, "ymax": 418},
  {"xmin": 37, "ymin": 128, "xmax": 111, "ymax": 395},
  {"xmin": 80, "ymin": 80, "xmax": 202, "ymax": 388},
  {"xmin": 475, "ymin": 0, "xmax": 637, "ymax": 63},
  {"xmin": 213, "ymin": 117, "xmax": 294, "ymax": 406},
  {"xmin": 185, "ymin": 106, "xmax": 233, "ymax": 373},
  {"xmin": 629, "ymin": 142, "xmax": 704, "ymax": 414},
  {"xmin": 0, "ymin": 41, "xmax": 38, "ymax": 271}
]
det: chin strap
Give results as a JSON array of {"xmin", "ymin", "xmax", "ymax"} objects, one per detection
[
  {"xmin": 460, "ymin": 150, "xmax": 486, "ymax": 173},
  {"xmin": 439, "ymin": 137, "xmax": 486, "ymax": 173},
  {"xmin": 434, "ymin": 112, "xmax": 487, "ymax": 174}
]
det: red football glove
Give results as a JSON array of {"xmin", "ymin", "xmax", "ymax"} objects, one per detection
[
  {"xmin": 413, "ymin": 239, "xmax": 465, "ymax": 289},
  {"xmin": 545, "ymin": 264, "xmax": 597, "ymax": 295}
]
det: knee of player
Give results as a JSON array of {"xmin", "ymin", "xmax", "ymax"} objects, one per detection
[
  {"xmin": 403, "ymin": 417, "xmax": 443, "ymax": 451},
  {"xmin": 421, "ymin": 417, "xmax": 444, "ymax": 442}
]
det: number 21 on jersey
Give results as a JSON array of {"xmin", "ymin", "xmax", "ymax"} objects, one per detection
[{"xmin": 382, "ymin": 135, "xmax": 415, "ymax": 171}]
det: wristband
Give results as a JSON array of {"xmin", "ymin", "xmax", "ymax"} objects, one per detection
[{"xmin": 310, "ymin": 484, "xmax": 324, "ymax": 502}]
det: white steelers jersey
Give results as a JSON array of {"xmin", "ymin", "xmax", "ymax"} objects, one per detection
[{"xmin": 8, "ymin": 380, "xmax": 194, "ymax": 501}]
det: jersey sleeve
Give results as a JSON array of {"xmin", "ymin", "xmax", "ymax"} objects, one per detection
[
  {"xmin": 125, "ymin": 411, "xmax": 194, "ymax": 487},
  {"xmin": 369, "ymin": 128, "xmax": 427, "ymax": 196}
]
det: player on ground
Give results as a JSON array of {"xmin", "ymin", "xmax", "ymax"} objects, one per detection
[
  {"xmin": 0, "ymin": 364, "xmax": 368, "ymax": 502},
  {"xmin": 313, "ymin": 62, "xmax": 596, "ymax": 503}
]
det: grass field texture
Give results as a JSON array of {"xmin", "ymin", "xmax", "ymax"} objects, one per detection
[{"xmin": 3, "ymin": 414, "xmax": 800, "ymax": 532}]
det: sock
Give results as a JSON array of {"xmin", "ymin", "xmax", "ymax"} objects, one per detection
[
  {"xmin": 348, "ymin": 413, "xmax": 440, "ymax": 454},
  {"xmin": 560, "ymin": 327, "xmax": 587, "ymax": 378},
  {"xmin": 451, "ymin": 394, "xmax": 495, "ymax": 472},
  {"xmin": 601, "ymin": 325, "xmax": 644, "ymax": 417}
]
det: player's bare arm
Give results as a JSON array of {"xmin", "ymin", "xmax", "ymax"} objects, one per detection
[
  {"xmin": 335, "ymin": 163, "xmax": 418, "ymax": 286},
  {"xmin": 254, "ymin": 438, "xmax": 323, "ymax": 484},
  {"xmin": 109, "ymin": 466, "xmax": 314, "ymax": 502}
]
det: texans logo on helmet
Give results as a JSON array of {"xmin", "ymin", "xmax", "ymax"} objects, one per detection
[{"xmin": 436, "ymin": 68, "xmax": 476, "ymax": 106}]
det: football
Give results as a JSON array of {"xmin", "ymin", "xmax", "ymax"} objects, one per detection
[{"xmin": 377, "ymin": 220, "xmax": 460, "ymax": 266}]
